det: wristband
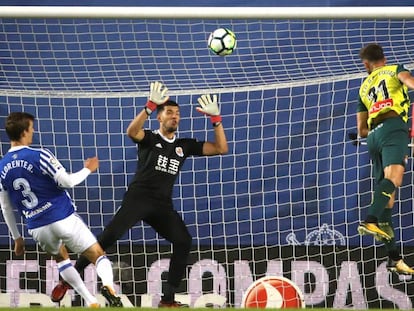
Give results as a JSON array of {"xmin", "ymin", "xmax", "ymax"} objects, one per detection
[
  {"xmin": 145, "ymin": 101, "xmax": 157, "ymax": 115},
  {"xmin": 210, "ymin": 115, "xmax": 222, "ymax": 125}
]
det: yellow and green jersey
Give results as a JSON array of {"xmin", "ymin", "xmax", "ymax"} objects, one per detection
[{"xmin": 357, "ymin": 64, "xmax": 411, "ymax": 129}]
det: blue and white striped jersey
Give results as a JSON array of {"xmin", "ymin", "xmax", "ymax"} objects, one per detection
[{"xmin": 0, "ymin": 146, "xmax": 75, "ymax": 229}]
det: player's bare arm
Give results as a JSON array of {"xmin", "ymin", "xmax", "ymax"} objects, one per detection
[
  {"xmin": 126, "ymin": 109, "xmax": 148, "ymax": 142},
  {"xmin": 14, "ymin": 237, "xmax": 25, "ymax": 256},
  {"xmin": 357, "ymin": 111, "xmax": 369, "ymax": 138},
  {"xmin": 203, "ymin": 124, "xmax": 228, "ymax": 155},
  {"xmin": 196, "ymin": 94, "xmax": 229, "ymax": 156},
  {"xmin": 84, "ymin": 156, "xmax": 99, "ymax": 172},
  {"xmin": 127, "ymin": 81, "xmax": 170, "ymax": 142},
  {"xmin": 398, "ymin": 70, "xmax": 414, "ymax": 89}
]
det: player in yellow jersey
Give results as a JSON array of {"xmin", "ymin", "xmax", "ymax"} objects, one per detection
[{"xmin": 356, "ymin": 43, "xmax": 414, "ymax": 275}]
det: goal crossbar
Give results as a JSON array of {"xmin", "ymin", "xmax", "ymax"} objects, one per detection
[
  {"xmin": 3, "ymin": 7, "xmax": 414, "ymax": 309},
  {"xmin": 2, "ymin": 6, "xmax": 414, "ymax": 19}
]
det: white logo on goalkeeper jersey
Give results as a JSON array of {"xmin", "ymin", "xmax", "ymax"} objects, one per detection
[
  {"xmin": 155, "ymin": 143, "xmax": 162, "ymax": 148},
  {"xmin": 175, "ymin": 147, "xmax": 184, "ymax": 157}
]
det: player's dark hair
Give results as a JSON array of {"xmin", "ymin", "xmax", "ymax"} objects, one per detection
[
  {"xmin": 157, "ymin": 100, "xmax": 179, "ymax": 114},
  {"xmin": 359, "ymin": 43, "xmax": 385, "ymax": 62},
  {"xmin": 5, "ymin": 112, "xmax": 35, "ymax": 141}
]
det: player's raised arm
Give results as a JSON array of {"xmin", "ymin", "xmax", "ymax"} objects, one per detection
[
  {"xmin": 398, "ymin": 70, "xmax": 414, "ymax": 89},
  {"xmin": 127, "ymin": 81, "xmax": 169, "ymax": 141},
  {"xmin": 52, "ymin": 153, "xmax": 99, "ymax": 189},
  {"xmin": 196, "ymin": 94, "xmax": 229, "ymax": 156}
]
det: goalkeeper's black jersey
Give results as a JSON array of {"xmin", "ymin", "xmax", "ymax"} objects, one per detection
[{"xmin": 129, "ymin": 129, "xmax": 204, "ymax": 200}]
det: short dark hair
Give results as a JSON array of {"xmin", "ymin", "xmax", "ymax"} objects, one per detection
[
  {"xmin": 156, "ymin": 100, "xmax": 179, "ymax": 114},
  {"xmin": 5, "ymin": 112, "xmax": 35, "ymax": 141},
  {"xmin": 359, "ymin": 43, "xmax": 385, "ymax": 62}
]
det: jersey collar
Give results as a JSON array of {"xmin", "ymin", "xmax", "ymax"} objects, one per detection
[
  {"xmin": 156, "ymin": 130, "xmax": 176, "ymax": 143},
  {"xmin": 8, "ymin": 146, "xmax": 28, "ymax": 152}
]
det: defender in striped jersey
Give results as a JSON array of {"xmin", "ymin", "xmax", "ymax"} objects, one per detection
[{"xmin": 0, "ymin": 112, "xmax": 122, "ymax": 307}]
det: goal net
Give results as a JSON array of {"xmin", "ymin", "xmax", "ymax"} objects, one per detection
[{"xmin": 1, "ymin": 6, "xmax": 414, "ymax": 308}]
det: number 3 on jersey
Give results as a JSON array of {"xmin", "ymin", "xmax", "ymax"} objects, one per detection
[{"xmin": 13, "ymin": 177, "xmax": 38, "ymax": 209}]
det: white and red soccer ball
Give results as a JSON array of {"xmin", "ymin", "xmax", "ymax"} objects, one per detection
[{"xmin": 241, "ymin": 276, "xmax": 305, "ymax": 308}]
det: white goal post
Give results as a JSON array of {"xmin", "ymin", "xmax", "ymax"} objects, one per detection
[
  {"xmin": 1, "ymin": 5, "xmax": 414, "ymax": 309},
  {"xmin": 2, "ymin": 6, "xmax": 414, "ymax": 19}
]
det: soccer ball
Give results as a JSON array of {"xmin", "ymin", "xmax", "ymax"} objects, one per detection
[{"xmin": 208, "ymin": 28, "xmax": 237, "ymax": 56}]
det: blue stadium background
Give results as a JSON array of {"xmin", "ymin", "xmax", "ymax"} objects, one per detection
[{"xmin": 1, "ymin": 0, "xmax": 414, "ymax": 250}]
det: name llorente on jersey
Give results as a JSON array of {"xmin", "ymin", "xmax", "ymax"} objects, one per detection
[
  {"xmin": 155, "ymin": 155, "xmax": 180, "ymax": 175},
  {"xmin": 1, "ymin": 160, "xmax": 34, "ymax": 179}
]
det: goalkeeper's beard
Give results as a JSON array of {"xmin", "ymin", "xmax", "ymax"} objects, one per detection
[{"xmin": 163, "ymin": 123, "xmax": 178, "ymax": 134}]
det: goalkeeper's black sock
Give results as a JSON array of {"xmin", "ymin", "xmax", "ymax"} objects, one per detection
[
  {"xmin": 366, "ymin": 178, "xmax": 395, "ymax": 221},
  {"xmin": 161, "ymin": 283, "xmax": 177, "ymax": 302}
]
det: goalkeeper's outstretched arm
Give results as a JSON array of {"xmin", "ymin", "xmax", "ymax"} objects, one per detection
[
  {"xmin": 196, "ymin": 94, "xmax": 229, "ymax": 156},
  {"xmin": 127, "ymin": 81, "xmax": 169, "ymax": 141}
]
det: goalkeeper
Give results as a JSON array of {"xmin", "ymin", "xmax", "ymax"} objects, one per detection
[
  {"xmin": 356, "ymin": 43, "xmax": 414, "ymax": 275},
  {"xmin": 51, "ymin": 81, "xmax": 229, "ymax": 307}
]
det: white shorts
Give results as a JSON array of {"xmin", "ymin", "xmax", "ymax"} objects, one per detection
[{"xmin": 28, "ymin": 213, "xmax": 97, "ymax": 256}]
